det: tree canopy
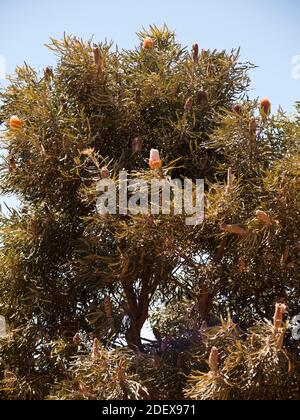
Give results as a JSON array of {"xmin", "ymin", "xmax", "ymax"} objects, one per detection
[{"xmin": 0, "ymin": 25, "xmax": 299, "ymax": 400}]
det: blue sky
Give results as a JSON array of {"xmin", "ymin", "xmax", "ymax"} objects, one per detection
[{"xmin": 0, "ymin": 0, "xmax": 299, "ymax": 113}]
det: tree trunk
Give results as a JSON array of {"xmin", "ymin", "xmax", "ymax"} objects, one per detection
[
  {"xmin": 125, "ymin": 320, "xmax": 144, "ymax": 352},
  {"xmin": 123, "ymin": 275, "xmax": 152, "ymax": 352}
]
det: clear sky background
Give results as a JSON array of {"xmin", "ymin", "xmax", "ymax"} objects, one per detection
[{"xmin": 0, "ymin": 0, "xmax": 299, "ymax": 112}]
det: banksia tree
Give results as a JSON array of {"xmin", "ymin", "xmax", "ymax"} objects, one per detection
[
  {"xmin": 185, "ymin": 310, "xmax": 300, "ymax": 400},
  {"xmin": 0, "ymin": 25, "xmax": 299, "ymax": 400}
]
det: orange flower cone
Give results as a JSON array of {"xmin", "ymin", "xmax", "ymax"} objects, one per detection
[
  {"xmin": 143, "ymin": 37, "xmax": 154, "ymax": 50},
  {"xmin": 149, "ymin": 149, "xmax": 162, "ymax": 170},
  {"xmin": 9, "ymin": 116, "xmax": 23, "ymax": 132},
  {"xmin": 260, "ymin": 98, "xmax": 271, "ymax": 118},
  {"xmin": 101, "ymin": 167, "xmax": 110, "ymax": 179}
]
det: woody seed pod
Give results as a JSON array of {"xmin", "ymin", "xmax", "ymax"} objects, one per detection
[
  {"xmin": 131, "ymin": 137, "xmax": 143, "ymax": 153},
  {"xmin": 117, "ymin": 358, "xmax": 127, "ymax": 382},
  {"xmin": 91, "ymin": 338, "xmax": 100, "ymax": 360},
  {"xmin": 256, "ymin": 210, "xmax": 272, "ymax": 225},
  {"xmin": 8, "ymin": 156, "xmax": 16, "ymax": 172},
  {"xmin": 103, "ymin": 296, "xmax": 112, "ymax": 319},
  {"xmin": 249, "ymin": 117, "xmax": 257, "ymax": 136},
  {"xmin": 184, "ymin": 97, "xmax": 193, "ymax": 112},
  {"xmin": 196, "ymin": 90, "xmax": 208, "ymax": 107},
  {"xmin": 192, "ymin": 43, "xmax": 199, "ymax": 63},
  {"xmin": 221, "ymin": 224, "xmax": 247, "ymax": 236},
  {"xmin": 44, "ymin": 67, "xmax": 53, "ymax": 82},
  {"xmin": 209, "ymin": 347, "xmax": 219, "ymax": 373},
  {"xmin": 3, "ymin": 370, "xmax": 17, "ymax": 387},
  {"xmin": 280, "ymin": 247, "xmax": 290, "ymax": 271},
  {"xmin": 238, "ymin": 257, "xmax": 246, "ymax": 274},
  {"xmin": 273, "ymin": 303, "xmax": 287, "ymax": 330},
  {"xmin": 73, "ymin": 333, "xmax": 81, "ymax": 347},
  {"xmin": 233, "ymin": 104, "xmax": 243, "ymax": 115},
  {"xmin": 93, "ymin": 47, "xmax": 101, "ymax": 68},
  {"xmin": 226, "ymin": 167, "xmax": 234, "ymax": 192},
  {"xmin": 201, "ymin": 49, "xmax": 208, "ymax": 59}
]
